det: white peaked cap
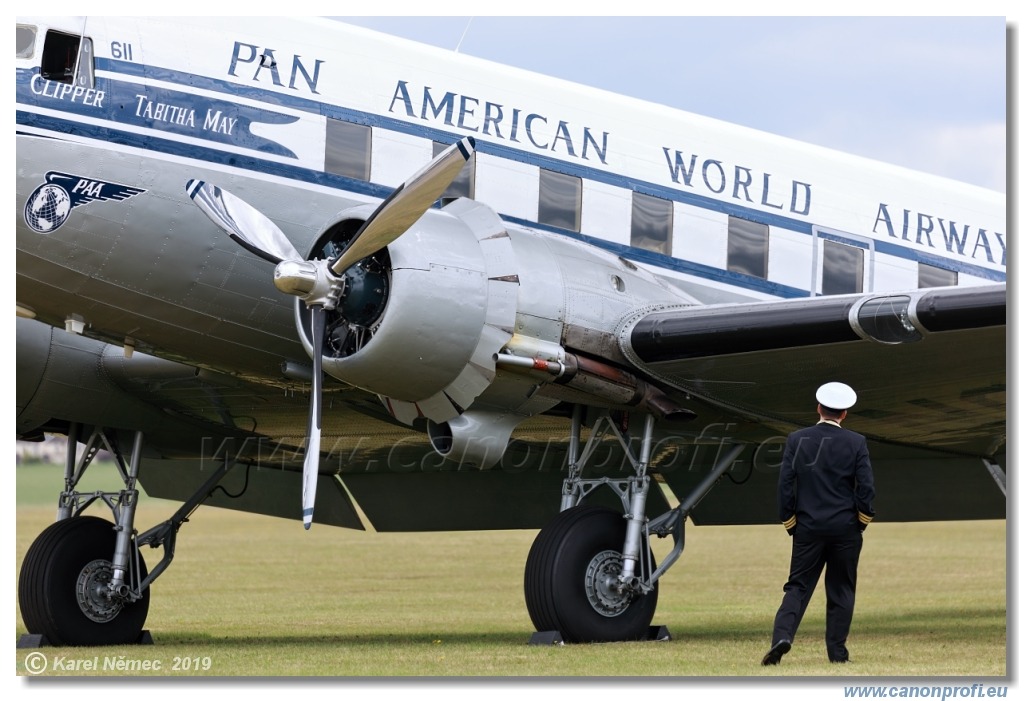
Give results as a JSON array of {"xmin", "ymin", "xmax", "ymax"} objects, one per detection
[{"xmin": 816, "ymin": 382, "xmax": 857, "ymax": 411}]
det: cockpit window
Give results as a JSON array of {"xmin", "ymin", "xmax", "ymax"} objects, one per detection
[
  {"xmin": 40, "ymin": 30, "xmax": 94, "ymax": 88},
  {"xmin": 41, "ymin": 31, "xmax": 80, "ymax": 82},
  {"xmin": 17, "ymin": 25, "xmax": 36, "ymax": 59}
]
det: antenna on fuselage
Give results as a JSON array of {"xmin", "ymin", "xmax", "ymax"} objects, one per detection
[
  {"xmin": 76, "ymin": 16, "xmax": 89, "ymax": 86},
  {"xmin": 455, "ymin": 17, "xmax": 474, "ymax": 53}
]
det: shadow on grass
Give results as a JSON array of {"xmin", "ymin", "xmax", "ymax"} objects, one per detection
[
  {"xmin": 856, "ymin": 606, "xmax": 1005, "ymax": 634},
  {"xmin": 655, "ymin": 604, "xmax": 1005, "ymax": 642},
  {"xmin": 101, "ymin": 604, "xmax": 1004, "ymax": 650},
  {"xmin": 139, "ymin": 630, "xmax": 550, "ymax": 648}
]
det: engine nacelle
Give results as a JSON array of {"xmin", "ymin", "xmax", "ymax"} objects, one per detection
[
  {"xmin": 295, "ymin": 197, "xmax": 698, "ymax": 441},
  {"xmin": 15, "ymin": 316, "xmax": 234, "ymax": 458},
  {"xmin": 296, "ymin": 199, "xmax": 515, "ymax": 425}
]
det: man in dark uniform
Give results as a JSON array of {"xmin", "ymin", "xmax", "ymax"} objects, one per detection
[{"xmin": 761, "ymin": 382, "xmax": 875, "ymax": 666}]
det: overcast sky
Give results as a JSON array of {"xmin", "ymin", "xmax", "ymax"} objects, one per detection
[{"xmin": 335, "ymin": 15, "xmax": 1008, "ymax": 194}]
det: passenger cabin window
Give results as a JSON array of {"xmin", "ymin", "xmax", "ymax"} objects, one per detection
[
  {"xmin": 433, "ymin": 141, "xmax": 475, "ymax": 201},
  {"xmin": 538, "ymin": 169, "xmax": 581, "ymax": 232},
  {"xmin": 631, "ymin": 192, "xmax": 672, "ymax": 256},
  {"xmin": 821, "ymin": 240, "xmax": 864, "ymax": 295},
  {"xmin": 918, "ymin": 263, "xmax": 958, "ymax": 288},
  {"xmin": 325, "ymin": 119, "xmax": 371, "ymax": 181},
  {"xmin": 40, "ymin": 30, "xmax": 94, "ymax": 88},
  {"xmin": 727, "ymin": 216, "xmax": 768, "ymax": 279},
  {"xmin": 17, "ymin": 25, "xmax": 36, "ymax": 59}
]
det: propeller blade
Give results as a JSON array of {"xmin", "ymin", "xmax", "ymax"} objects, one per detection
[
  {"xmin": 302, "ymin": 304, "xmax": 326, "ymax": 530},
  {"xmin": 186, "ymin": 179, "xmax": 303, "ymax": 265},
  {"xmin": 330, "ymin": 136, "xmax": 476, "ymax": 275}
]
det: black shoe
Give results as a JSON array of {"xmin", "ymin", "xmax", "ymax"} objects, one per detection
[
  {"xmin": 829, "ymin": 646, "xmax": 850, "ymax": 663},
  {"xmin": 761, "ymin": 640, "xmax": 792, "ymax": 666}
]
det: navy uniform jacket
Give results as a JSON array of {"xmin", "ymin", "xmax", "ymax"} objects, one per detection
[{"xmin": 778, "ymin": 421, "xmax": 875, "ymax": 536}]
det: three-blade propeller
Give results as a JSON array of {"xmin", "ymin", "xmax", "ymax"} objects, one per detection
[{"xmin": 186, "ymin": 136, "xmax": 476, "ymax": 529}]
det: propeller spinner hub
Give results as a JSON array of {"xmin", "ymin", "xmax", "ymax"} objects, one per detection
[
  {"xmin": 273, "ymin": 260, "xmax": 318, "ymax": 296},
  {"xmin": 274, "ymin": 260, "xmax": 341, "ymax": 309}
]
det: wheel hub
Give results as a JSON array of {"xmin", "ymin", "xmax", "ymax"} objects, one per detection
[
  {"xmin": 584, "ymin": 549, "xmax": 633, "ymax": 617},
  {"xmin": 76, "ymin": 559, "xmax": 124, "ymax": 623}
]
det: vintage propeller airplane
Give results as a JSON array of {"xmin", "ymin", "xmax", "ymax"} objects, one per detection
[{"xmin": 16, "ymin": 16, "xmax": 1005, "ymax": 647}]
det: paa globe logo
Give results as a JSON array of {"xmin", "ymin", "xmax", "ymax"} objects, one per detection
[
  {"xmin": 24, "ymin": 172, "xmax": 145, "ymax": 234},
  {"xmin": 25, "ymin": 183, "xmax": 72, "ymax": 232}
]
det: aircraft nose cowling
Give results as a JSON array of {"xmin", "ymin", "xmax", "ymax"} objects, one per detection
[{"xmin": 295, "ymin": 198, "xmax": 516, "ymax": 424}]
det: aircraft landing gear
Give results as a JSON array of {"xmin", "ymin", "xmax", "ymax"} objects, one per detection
[
  {"xmin": 525, "ymin": 504, "xmax": 658, "ymax": 643},
  {"xmin": 525, "ymin": 411, "xmax": 662, "ymax": 643},
  {"xmin": 524, "ymin": 408, "xmax": 745, "ymax": 644},
  {"xmin": 19, "ymin": 515, "xmax": 151, "ymax": 646},
  {"xmin": 18, "ymin": 424, "xmax": 235, "ymax": 647}
]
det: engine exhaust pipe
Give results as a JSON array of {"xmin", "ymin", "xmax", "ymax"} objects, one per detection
[{"xmin": 495, "ymin": 351, "xmax": 696, "ymax": 422}]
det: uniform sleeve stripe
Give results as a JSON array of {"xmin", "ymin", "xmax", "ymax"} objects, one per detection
[
  {"xmin": 782, "ymin": 516, "xmax": 797, "ymax": 529},
  {"xmin": 858, "ymin": 512, "xmax": 873, "ymax": 524}
]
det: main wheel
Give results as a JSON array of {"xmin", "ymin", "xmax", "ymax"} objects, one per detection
[
  {"xmin": 524, "ymin": 505, "xmax": 658, "ymax": 643},
  {"xmin": 19, "ymin": 515, "xmax": 150, "ymax": 646}
]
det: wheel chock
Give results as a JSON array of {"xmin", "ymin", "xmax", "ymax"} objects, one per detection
[
  {"xmin": 528, "ymin": 630, "xmax": 564, "ymax": 646},
  {"xmin": 16, "ymin": 630, "xmax": 154, "ymax": 648},
  {"xmin": 648, "ymin": 624, "xmax": 672, "ymax": 641},
  {"xmin": 528, "ymin": 625, "xmax": 671, "ymax": 645},
  {"xmin": 17, "ymin": 633, "xmax": 50, "ymax": 649}
]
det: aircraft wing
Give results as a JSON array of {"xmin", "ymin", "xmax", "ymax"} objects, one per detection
[
  {"xmin": 617, "ymin": 283, "xmax": 1006, "ymax": 525},
  {"xmin": 18, "ymin": 282, "xmax": 1006, "ymax": 531}
]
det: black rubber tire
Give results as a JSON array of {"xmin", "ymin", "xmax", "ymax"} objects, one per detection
[
  {"xmin": 18, "ymin": 516, "xmax": 150, "ymax": 646},
  {"xmin": 524, "ymin": 505, "xmax": 658, "ymax": 643}
]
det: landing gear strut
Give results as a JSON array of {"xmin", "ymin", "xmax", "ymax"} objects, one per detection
[
  {"xmin": 20, "ymin": 515, "xmax": 151, "ymax": 646},
  {"xmin": 18, "ymin": 424, "xmax": 235, "ymax": 646},
  {"xmin": 525, "ymin": 504, "xmax": 659, "ymax": 643},
  {"xmin": 524, "ymin": 407, "xmax": 744, "ymax": 644}
]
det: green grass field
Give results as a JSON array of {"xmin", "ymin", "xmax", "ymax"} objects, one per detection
[{"xmin": 14, "ymin": 463, "xmax": 1007, "ymax": 678}]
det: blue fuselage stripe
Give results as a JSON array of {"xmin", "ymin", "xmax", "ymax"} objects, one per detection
[{"xmin": 17, "ymin": 61, "xmax": 1006, "ymax": 290}]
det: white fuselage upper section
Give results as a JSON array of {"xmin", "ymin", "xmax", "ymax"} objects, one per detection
[{"xmin": 16, "ymin": 16, "xmax": 1005, "ymax": 310}]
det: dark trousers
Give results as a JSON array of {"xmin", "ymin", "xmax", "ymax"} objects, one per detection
[{"xmin": 771, "ymin": 529, "xmax": 863, "ymax": 661}]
